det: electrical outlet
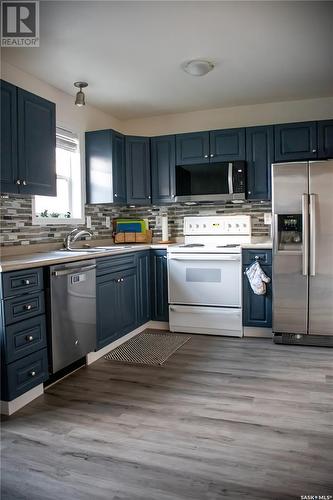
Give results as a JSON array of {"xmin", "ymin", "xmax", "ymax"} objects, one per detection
[
  {"xmin": 105, "ymin": 216, "xmax": 111, "ymax": 228},
  {"xmin": 264, "ymin": 213, "xmax": 272, "ymax": 225},
  {"xmin": 156, "ymin": 216, "xmax": 161, "ymax": 226},
  {"xmin": 86, "ymin": 215, "xmax": 92, "ymax": 229}
]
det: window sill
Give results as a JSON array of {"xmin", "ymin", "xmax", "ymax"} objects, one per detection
[{"xmin": 32, "ymin": 217, "xmax": 85, "ymax": 226}]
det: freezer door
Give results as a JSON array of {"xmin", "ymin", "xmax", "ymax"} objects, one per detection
[
  {"xmin": 272, "ymin": 162, "xmax": 309, "ymax": 334},
  {"xmin": 308, "ymin": 160, "xmax": 333, "ymax": 336}
]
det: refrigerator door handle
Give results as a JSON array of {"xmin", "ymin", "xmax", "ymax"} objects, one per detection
[
  {"xmin": 302, "ymin": 194, "xmax": 309, "ymax": 276},
  {"xmin": 309, "ymin": 193, "xmax": 316, "ymax": 276}
]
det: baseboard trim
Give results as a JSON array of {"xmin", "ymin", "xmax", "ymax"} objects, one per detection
[
  {"xmin": 0, "ymin": 384, "xmax": 44, "ymax": 416},
  {"xmin": 244, "ymin": 327, "xmax": 272, "ymax": 338},
  {"xmin": 148, "ymin": 320, "xmax": 169, "ymax": 330}
]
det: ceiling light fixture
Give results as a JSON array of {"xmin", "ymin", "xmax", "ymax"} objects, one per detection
[
  {"xmin": 74, "ymin": 81, "xmax": 88, "ymax": 107},
  {"xmin": 183, "ymin": 59, "xmax": 215, "ymax": 77}
]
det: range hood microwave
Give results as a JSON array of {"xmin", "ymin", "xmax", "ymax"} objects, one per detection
[{"xmin": 175, "ymin": 161, "xmax": 246, "ymax": 203}]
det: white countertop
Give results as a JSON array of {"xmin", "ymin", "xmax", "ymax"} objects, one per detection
[{"xmin": 0, "ymin": 240, "xmax": 272, "ymax": 272}]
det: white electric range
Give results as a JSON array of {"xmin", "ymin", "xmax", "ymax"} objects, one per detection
[{"xmin": 167, "ymin": 215, "xmax": 251, "ymax": 337}]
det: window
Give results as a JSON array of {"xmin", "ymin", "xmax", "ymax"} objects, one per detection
[{"xmin": 33, "ymin": 127, "xmax": 84, "ymax": 224}]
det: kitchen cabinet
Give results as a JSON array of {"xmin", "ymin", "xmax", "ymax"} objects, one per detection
[
  {"xmin": 0, "ymin": 267, "xmax": 49, "ymax": 401},
  {"xmin": 126, "ymin": 136, "xmax": 151, "ymax": 204},
  {"xmin": 136, "ymin": 251, "xmax": 151, "ymax": 326},
  {"xmin": 274, "ymin": 121, "xmax": 317, "ymax": 162},
  {"xmin": 150, "ymin": 250, "xmax": 169, "ymax": 322},
  {"xmin": 0, "ymin": 80, "xmax": 18, "ymax": 194},
  {"xmin": 96, "ymin": 256, "xmax": 137, "ymax": 349},
  {"xmin": 176, "ymin": 131, "xmax": 210, "ymax": 165},
  {"xmin": 242, "ymin": 249, "xmax": 272, "ymax": 328},
  {"xmin": 210, "ymin": 128, "xmax": 245, "ymax": 162},
  {"xmin": 151, "ymin": 135, "xmax": 176, "ymax": 204},
  {"xmin": 0, "ymin": 81, "xmax": 56, "ymax": 196},
  {"xmin": 318, "ymin": 120, "xmax": 333, "ymax": 159},
  {"xmin": 246, "ymin": 126, "xmax": 274, "ymax": 200},
  {"xmin": 86, "ymin": 129, "xmax": 126, "ymax": 204}
]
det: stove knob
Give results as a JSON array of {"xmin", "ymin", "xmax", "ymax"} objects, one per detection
[
  {"xmin": 203, "ymin": 224, "xmax": 206, "ymax": 228},
  {"xmin": 196, "ymin": 224, "xmax": 199, "ymax": 228}
]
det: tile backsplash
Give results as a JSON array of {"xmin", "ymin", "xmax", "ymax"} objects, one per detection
[{"xmin": 0, "ymin": 194, "xmax": 271, "ymax": 247}]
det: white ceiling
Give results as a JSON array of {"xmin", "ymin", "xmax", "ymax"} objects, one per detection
[{"xmin": 3, "ymin": 1, "xmax": 333, "ymax": 120}]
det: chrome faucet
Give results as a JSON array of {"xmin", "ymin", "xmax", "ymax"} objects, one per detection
[{"xmin": 64, "ymin": 228, "xmax": 93, "ymax": 250}]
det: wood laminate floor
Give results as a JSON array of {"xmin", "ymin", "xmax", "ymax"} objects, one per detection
[{"xmin": 1, "ymin": 334, "xmax": 333, "ymax": 500}]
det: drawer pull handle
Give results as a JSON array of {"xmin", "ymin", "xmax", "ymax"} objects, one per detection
[
  {"xmin": 121, "ymin": 278, "xmax": 124, "ymax": 282},
  {"xmin": 30, "ymin": 371, "xmax": 36, "ymax": 377},
  {"xmin": 24, "ymin": 304, "xmax": 32, "ymax": 310},
  {"xmin": 254, "ymin": 255, "xmax": 260, "ymax": 260},
  {"xmin": 26, "ymin": 335, "xmax": 34, "ymax": 342},
  {"xmin": 23, "ymin": 279, "xmax": 30, "ymax": 285}
]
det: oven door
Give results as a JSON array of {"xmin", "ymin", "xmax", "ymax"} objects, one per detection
[{"xmin": 168, "ymin": 253, "xmax": 241, "ymax": 307}]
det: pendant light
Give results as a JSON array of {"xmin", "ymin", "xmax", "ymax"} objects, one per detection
[{"xmin": 74, "ymin": 82, "xmax": 88, "ymax": 107}]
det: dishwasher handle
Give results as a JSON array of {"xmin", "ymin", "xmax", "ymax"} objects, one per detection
[{"xmin": 52, "ymin": 264, "xmax": 96, "ymax": 277}]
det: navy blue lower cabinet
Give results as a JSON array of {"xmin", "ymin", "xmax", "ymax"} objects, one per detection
[
  {"xmin": 243, "ymin": 264, "xmax": 272, "ymax": 328},
  {"xmin": 96, "ymin": 266, "xmax": 137, "ymax": 349},
  {"xmin": 150, "ymin": 250, "xmax": 169, "ymax": 322},
  {"xmin": 137, "ymin": 251, "xmax": 150, "ymax": 326}
]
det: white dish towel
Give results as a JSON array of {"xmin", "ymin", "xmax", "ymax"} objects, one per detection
[{"xmin": 245, "ymin": 261, "xmax": 271, "ymax": 295}]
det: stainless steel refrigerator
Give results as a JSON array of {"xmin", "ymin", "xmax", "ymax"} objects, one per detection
[{"xmin": 272, "ymin": 160, "xmax": 333, "ymax": 346}]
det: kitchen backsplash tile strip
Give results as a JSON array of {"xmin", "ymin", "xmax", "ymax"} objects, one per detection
[{"xmin": 0, "ymin": 194, "xmax": 271, "ymax": 246}]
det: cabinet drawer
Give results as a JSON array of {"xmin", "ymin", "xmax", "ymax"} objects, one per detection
[
  {"xmin": 242, "ymin": 249, "xmax": 272, "ymax": 266},
  {"xmin": 4, "ymin": 315, "xmax": 47, "ymax": 363},
  {"xmin": 2, "ymin": 268, "xmax": 43, "ymax": 298},
  {"xmin": 4, "ymin": 292, "xmax": 45, "ymax": 325},
  {"xmin": 4, "ymin": 348, "xmax": 48, "ymax": 401},
  {"xmin": 96, "ymin": 252, "xmax": 136, "ymax": 276}
]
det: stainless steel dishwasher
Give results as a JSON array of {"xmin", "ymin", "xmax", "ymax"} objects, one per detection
[{"xmin": 50, "ymin": 260, "xmax": 96, "ymax": 373}]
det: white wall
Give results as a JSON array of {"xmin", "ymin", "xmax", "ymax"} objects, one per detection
[
  {"xmin": 1, "ymin": 62, "xmax": 121, "ymax": 133},
  {"xmin": 122, "ymin": 97, "xmax": 333, "ymax": 136}
]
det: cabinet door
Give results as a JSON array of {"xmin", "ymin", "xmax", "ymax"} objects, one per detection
[
  {"xmin": 176, "ymin": 132, "xmax": 209, "ymax": 165},
  {"xmin": 317, "ymin": 120, "xmax": 333, "ymax": 159},
  {"xmin": 96, "ymin": 274, "xmax": 120, "ymax": 349},
  {"xmin": 118, "ymin": 268, "xmax": 137, "ymax": 336},
  {"xmin": 243, "ymin": 265, "xmax": 272, "ymax": 328},
  {"xmin": 274, "ymin": 122, "xmax": 317, "ymax": 161},
  {"xmin": 112, "ymin": 131, "xmax": 126, "ymax": 203},
  {"xmin": 210, "ymin": 128, "xmax": 245, "ymax": 162},
  {"xmin": 246, "ymin": 126, "xmax": 274, "ymax": 200},
  {"xmin": 0, "ymin": 80, "xmax": 18, "ymax": 194},
  {"xmin": 151, "ymin": 135, "xmax": 176, "ymax": 204},
  {"xmin": 17, "ymin": 88, "xmax": 56, "ymax": 196},
  {"xmin": 86, "ymin": 130, "xmax": 113, "ymax": 204},
  {"xmin": 150, "ymin": 250, "xmax": 169, "ymax": 322},
  {"xmin": 137, "ymin": 251, "xmax": 150, "ymax": 326},
  {"xmin": 126, "ymin": 136, "xmax": 151, "ymax": 204}
]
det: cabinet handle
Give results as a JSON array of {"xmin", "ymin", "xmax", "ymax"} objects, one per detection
[
  {"xmin": 254, "ymin": 255, "xmax": 260, "ymax": 260},
  {"xmin": 22, "ymin": 180, "xmax": 27, "ymax": 186},
  {"xmin": 24, "ymin": 304, "xmax": 32, "ymax": 310},
  {"xmin": 16, "ymin": 179, "xmax": 21, "ymax": 185},
  {"xmin": 248, "ymin": 191, "xmax": 252, "ymax": 195},
  {"xmin": 163, "ymin": 255, "xmax": 167, "ymax": 259},
  {"xmin": 147, "ymin": 195, "xmax": 151, "ymax": 199},
  {"xmin": 204, "ymin": 154, "xmax": 208, "ymax": 158},
  {"xmin": 312, "ymin": 149, "xmax": 317, "ymax": 153},
  {"xmin": 22, "ymin": 279, "xmax": 30, "ymax": 285},
  {"xmin": 120, "ymin": 278, "xmax": 124, "ymax": 282},
  {"xmin": 26, "ymin": 335, "xmax": 34, "ymax": 342},
  {"xmin": 210, "ymin": 153, "xmax": 214, "ymax": 158},
  {"xmin": 30, "ymin": 371, "xmax": 36, "ymax": 377},
  {"xmin": 114, "ymin": 193, "xmax": 118, "ymax": 197}
]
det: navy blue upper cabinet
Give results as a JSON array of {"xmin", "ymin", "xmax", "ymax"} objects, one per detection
[
  {"xmin": 274, "ymin": 121, "xmax": 317, "ymax": 161},
  {"xmin": 0, "ymin": 81, "xmax": 18, "ymax": 194},
  {"xmin": 86, "ymin": 129, "xmax": 126, "ymax": 204},
  {"xmin": 151, "ymin": 135, "xmax": 176, "ymax": 204},
  {"xmin": 126, "ymin": 136, "xmax": 151, "ymax": 204},
  {"xmin": 0, "ymin": 81, "xmax": 56, "ymax": 196},
  {"xmin": 17, "ymin": 88, "xmax": 56, "ymax": 196},
  {"xmin": 318, "ymin": 120, "xmax": 333, "ymax": 159},
  {"xmin": 246, "ymin": 126, "xmax": 274, "ymax": 200},
  {"xmin": 176, "ymin": 131, "xmax": 210, "ymax": 165},
  {"xmin": 210, "ymin": 128, "xmax": 245, "ymax": 162}
]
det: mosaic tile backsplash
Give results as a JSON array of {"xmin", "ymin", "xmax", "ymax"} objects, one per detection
[{"xmin": 0, "ymin": 194, "xmax": 271, "ymax": 247}]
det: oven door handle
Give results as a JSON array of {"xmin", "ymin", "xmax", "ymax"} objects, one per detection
[{"xmin": 168, "ymin": 254, "xmax": 240, "ymax": 262}]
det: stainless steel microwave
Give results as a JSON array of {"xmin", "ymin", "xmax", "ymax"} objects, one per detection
[{"xmin": 174, "ymin": 161, "xmax": 246, "ymax": 203}]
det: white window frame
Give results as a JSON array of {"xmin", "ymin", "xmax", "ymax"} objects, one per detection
[{"xmin": 32, "ymin": 124, "xmax": 86, "ymax": 225}]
